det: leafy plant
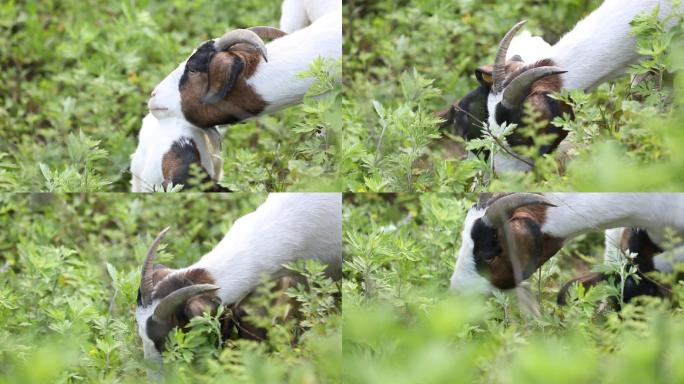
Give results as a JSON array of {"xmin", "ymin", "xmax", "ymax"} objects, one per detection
[
  {"xmin": 342, "ymin": 0, "xmax": 684, "ymax": 191},
  {"xmin": 343, "ymin": 194, "xmax": 684, "ymax": 383},
  {"xmin": 0, "ymin": 193, "xmax": 340, "ymax": 383}
]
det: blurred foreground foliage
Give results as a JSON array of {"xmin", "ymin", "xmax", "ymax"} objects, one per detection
[
  {"xmin": 0, "ymin": 193, "xmax": 340, "ymax": 383},
  {"xmin": 342, "ymin": 0, "xmax": 684, "ymax": 192},
  {"xmin": 343, "ymin": 194, "xmax": 684, "ymax": 383},
  {"xmin": 0, "ymin": 0, "xmax": 339, "ymax": 192}
]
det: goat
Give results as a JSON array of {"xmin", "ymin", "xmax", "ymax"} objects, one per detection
[
  {"xmin": 450, "ymin": 193, "xmax": 684, "ymax": 293},
  {"xmin": 557, "ymin": 227, "xmax": 684, "ymax": 305},
  {"xmin": 148, "ymin": 2, "xmax": 341, "ymax": 128},
  {"xmin": 135, "ymin": 193, "xmax": 342, "ymax": 361},
  {"xmin": 130, "ymin": 114, "xmax": 229, "ymax": 192},
  {"xmin": 440, "ymin": 0, "xmax": 681, "ymax": 172}
]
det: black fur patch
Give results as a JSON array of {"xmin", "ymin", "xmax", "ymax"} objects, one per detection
[
  {"xmin": 453, "ymin": 85, "xmax": 490, "ymax": 140},
  {"xmin": 471, "ymin": 218, "xmax": 501, "ymax": 275},
  {"xmin": 164, "ymin": 138, "xmax": 202, "ymax": 188},
  {"xmin": 179, "ymin": 41, "xmax": 216, "ymax": 89},
  {"xmin": 627, "ymin": 229, "xmax": 662, "ymax": 272},
  {"xmin": 494, "ymin": 103, "xmax": 516, "ymax": 127}
]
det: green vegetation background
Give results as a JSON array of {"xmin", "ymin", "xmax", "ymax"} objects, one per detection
[
  {"xmin": 342, "ymin": 0, "xmax": 684, "ymax": 192},
  {"xmin": 0, "ymin": 193, "xmax": 341, "ymax": 383},
  {"xmin": 0, "ymin": 0, "xmax": 340, "ymax": 192},
  {"xmin": 343, "ymin": 194, "xmax": 684, "ymax": 383}
]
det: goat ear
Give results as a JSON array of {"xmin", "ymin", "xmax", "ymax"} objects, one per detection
[
  {"xmin": 475, "ymin": 65, "xmax": 494, "ymax": 87},
  {"xmin": 202, "ymin": 52, "xmax": 245, "ymax": 105}
]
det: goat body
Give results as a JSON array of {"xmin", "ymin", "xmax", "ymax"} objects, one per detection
[
  {"xmin": 442, "ymin": 0, "xmax": 681, "ymax": 173},
  {"xmin": 551, "ymin": 0, "xmax": 677, "ymax": 92},
  {"xmin": 135, "ymin": 193, "xmax": 342, "ymax": 361},
  {"xmin": 451, "ymin": 193, "xmax": 684, "ymax": 292},
  {"xmin": 148, "ymin": 1, "xmax": 341, "ymax": 128}
]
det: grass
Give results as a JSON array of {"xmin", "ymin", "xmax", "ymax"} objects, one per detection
[
  {"xmin": 0, "ymin": 193, "xmax": 341, "ymax": 383},
  {"xmin": 343, "ymin": 193, "xmax": 684, "ymax": 383},
  {"xmin": 342, "ymin": 0, "xmax": 684, "ymax": 192},
  {"xmin": 0, "ymin": 0, "xmax": 340, "ymax": 192}
]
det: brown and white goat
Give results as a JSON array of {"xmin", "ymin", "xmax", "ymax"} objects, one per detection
[
  {"xmin": 148, "ymin": 1, "xmax": 341, "ymax": 128},
  {"xmin": 440, "ymin": 0, "xmax": 681, "ymax": 172},
  {"xmin": 135, "ymin": 193, "xmax": 342, "ymax": 361},
  {"xmin": 450, "ymin": 193, "xmax": 684, "ymax": 292}
]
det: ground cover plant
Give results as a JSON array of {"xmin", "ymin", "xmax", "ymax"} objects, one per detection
[
  {"xmin": 0, "ymin": 193, "xmax": 341, "ymax": 383},
  {"xmin": 343, "ymin": 194, "xmax": 684, "ymax": 383},
  {"xmin": 0, "ymin": 0, "xmax": 340, "ymax": 192},
  {"xmin": 342, "ymin": 0, "xmax": 684, "ymax": 192}
]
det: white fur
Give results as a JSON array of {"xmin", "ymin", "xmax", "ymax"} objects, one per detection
[
  {"xmin": 191, "ymin": 192, "xmax": 342, "ymax": 304},
  {"xmin": 451, "ymin": 193, "xmax": 684, "ymax": 292},
  {"xmin": 130, "ymin": 114, "xmax": 223, "ymax": 192},
  {"xmin": 148, "ymin": 1, "xmax": 341, "ymax": 122},
  {"xmin": 279, "ymin": 0, "xmax": 339, "ymax": 32},
  {"xmin": 136, "ymin": 193, "xmax": 342, "ymax": 360},
  {"xmin": 450, "ymin": 204, "xmax": 492, "ymax": 293},
  {"xmin": 551, "ymin": 0, "xmax": 679, "ymax": 91},
  {"xmin": 251, "ymin": 10, "xmax": 341, "ymax": 113}
]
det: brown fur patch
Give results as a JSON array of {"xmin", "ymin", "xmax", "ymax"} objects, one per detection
[
  {"xmin": 180, "ymin": 49, "xmax": 266, "ymax": 128},
  {"xmin": 152, "ymin": 268, "xmax": 216, "ymax": 301},
  {"xmin": 483, "ymin": 200, "xmax": 564, "ymax": 289},
  {"xmin": 161, "ymin": 138, "xmax": 201, "ymax": 183},
  {"xmin": 505, "ymin": 59, "xmax": 571, "ymax": 152},
  {"xmin": 152, "ymin": 264, "xmax": 174, "ymax": 286},
  {"xmin": 160, "ymin": 139, "xmax": 231, "ymax": 192}
]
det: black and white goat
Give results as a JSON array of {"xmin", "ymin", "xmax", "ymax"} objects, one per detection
[
  {"xmin": 135, "ymin": 193, "xmax": 342, "ymax": 361},
  {"xmin": 148, "ymin": 0, "xmax": 341, "ymax": 128},
  {"xmin": 440, "ymin": 0, "xmax": 681, "ymax": 172},
  {"xmin": 557, "ymin": 226, "xmax": 684, "ymax": 305},
  {"xmin": 450, "ymin": 193, "xmax": 684, "ymax": 293}
]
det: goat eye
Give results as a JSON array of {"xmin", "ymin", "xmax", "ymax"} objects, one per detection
[{"xmin": 483, "ymin": 253, "xmax": 496, "ymax": 263}]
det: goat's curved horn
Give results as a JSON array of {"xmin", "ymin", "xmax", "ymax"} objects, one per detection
[
  {"xmin": 248, "ymin": 26, "xmax": 287, "ymax": 40},
  {"xmin": 483, "ymin": 193, "xmax": 555, "ymax": 228},
  {"xmin": 492, "ymin": 20, "xmax": 527, "ymax": 93},
  {"xmin": 140, "ymin": 227, "xmax": 171, "ymax": 307},
  {"xmin": 501, "ymin": 66, "xmax": 567, "ymax": 109},
  {"xmin": 152, "ymin": 284, "xmax": 220, "ymax": 323},
  {"xmin": 214, "ymin": 29, "xmax": 268, "ymax": 62}
]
